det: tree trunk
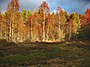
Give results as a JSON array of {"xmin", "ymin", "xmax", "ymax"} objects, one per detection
[
  {"xmin": 69, "ymin": 26, "xmax": 71, "ymax": 40},
  {"xmin": 30, "ymin": 20, "xmax": 32, "ymax": 42},
  {"xmin": 42, "ymin": 13, "xmax": 45, "ymax": 42},
  {"xmin": 58, "ymin": 17, "xmax": 61, "ymax": 42}
]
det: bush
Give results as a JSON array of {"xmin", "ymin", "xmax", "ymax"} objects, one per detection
[{"xmin": 78, "ymin": 24, "xmax": 90, "ymax": 40}]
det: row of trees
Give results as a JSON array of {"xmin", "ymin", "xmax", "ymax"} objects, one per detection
[{"xmin": 0, "ymin": 0, "xmax": 90, "ymax": 42}]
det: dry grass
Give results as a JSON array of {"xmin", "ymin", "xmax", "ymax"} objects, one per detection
[{"xmin": 0, "ymin": 40, "xmax": 90, "ymax": 67}]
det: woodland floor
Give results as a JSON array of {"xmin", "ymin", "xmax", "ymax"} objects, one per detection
[{"xmin": 0, "ymin": 40, "xmax": 90, "ymax": 67}]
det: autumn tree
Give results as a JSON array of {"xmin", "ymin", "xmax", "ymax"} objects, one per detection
[
  {"xmin": 66, "ymin": 12, "xmax": 81, "ymax": 40},
  {"xmin": 7, "ymin": 0, "xmax": 20, "ymax": 12},
  {"xmin": 46, "ymin": 12, "xmax": 57, "ymax": 42},
  {"xmin": 79, "ymin": 9, "xmax": 90, "ymax": 40},
  {"xmin": 5, "ymin": 0, "xmax": 20, "ymax": 42},
  {"xmin": 39, "ymin": 1, "xmax": 50, "ymax": 41},
  {"xmin": 0, "ymin": 12, "xmax": 3, "ymax": 39},
  {"xmin": 57, "ymin": 7, "xmax": 69, "ymax": 41}
]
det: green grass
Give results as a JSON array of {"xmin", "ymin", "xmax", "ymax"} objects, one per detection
[{"xmin": 0, "ymin": 41, "xmax": 90, "ymax": 66}]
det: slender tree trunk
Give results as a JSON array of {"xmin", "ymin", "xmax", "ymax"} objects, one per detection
[
  {"xmin": 0, "ymin": 22, "xmax": 1, "ymax": 39},
  {"xmin": 69, "ymin": 26, "xmax": 71, "ymax": 40},
  {"xmin": 46, "ymin": 28, "xmax": 49, "ymax": 42},
  {"xmin": 7, "ymin": 23, "xmax": 10, "ymax": 41},
  {"xmin": 30, "ymin": 20, "xmax": 32, "ymax": 42},
  {"xmin": 58, "ymin": 17, "xmax": 61, "ymax": 42},
  {"xmin": 16, "ymin": 23, "xmax": 18, "ymax": 42},
  {"xmin": 9, "ymin": 20, "xmax": 12, "ymax": 41},
  {"xmin": 27, "ymin": 23, "xmax": 30, "ymax": 41},
  {"xmin": 42, "ymin": 13, "xmax": 45, "ymax": 42}
]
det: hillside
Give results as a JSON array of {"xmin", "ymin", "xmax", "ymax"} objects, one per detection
[{"xmin": 0, "ymin": 40, "xmax": 90, "ymax": 67}]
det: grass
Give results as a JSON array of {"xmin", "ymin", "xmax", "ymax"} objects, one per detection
[{"xmin": 0, "ymin": 41, "xmax": 90, "ymax": 67}]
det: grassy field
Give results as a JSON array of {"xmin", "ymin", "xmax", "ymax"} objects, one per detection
[{"xmin": 0, "ymin": 40, "xmax": 90, "ymax": 67}]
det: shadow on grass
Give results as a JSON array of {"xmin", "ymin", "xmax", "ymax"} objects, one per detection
[{"xmin": 0, "ymin": 39, "xmax": 18, "ymax": 48}]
